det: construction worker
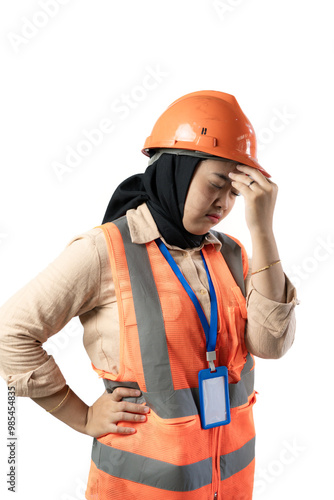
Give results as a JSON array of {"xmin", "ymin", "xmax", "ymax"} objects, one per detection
[{"xmin": 0, "ymin": 91, "xmax": 298, "ymax": 499}]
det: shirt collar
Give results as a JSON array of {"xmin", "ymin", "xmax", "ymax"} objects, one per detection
[{"xmin": 126, "ymin": 203, "xmax": 222, "ymax": 252}]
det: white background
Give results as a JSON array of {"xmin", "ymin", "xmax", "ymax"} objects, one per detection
[{"xmin": 0, "ymin": 1, "xmax": 333, "ymax": 498}]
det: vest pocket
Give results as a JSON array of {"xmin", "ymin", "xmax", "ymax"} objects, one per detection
[
  {"xmin": 230, "ymin": 392, "xmax": 256, "ymax": 434},
  {"xmin": 225, "ymin": 304, "xmax": 248, "ymax": 383},
  {"xmin": 148, "ymin": 408, "xmax": 199, "ymax": 429},
  {"xmin": 235, "ymin": 391, "xmax": 257, "ymax": 414},
  {"xmin": 142, "ymin": 388, "xmax": 200, "ymax": 426}
]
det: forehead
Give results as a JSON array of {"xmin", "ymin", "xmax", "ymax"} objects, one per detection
[{"xmin": 199, "ymin": 158, "xmax": 239, "ymax": 176}]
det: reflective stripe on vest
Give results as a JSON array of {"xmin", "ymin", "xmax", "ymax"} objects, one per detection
[
  {"xmin": 91, "ymin": 438, "xmax": 212, "ymax": 492},
  {"xmin": 91, "ymin": 435, "xmax": 255, "ymax": 492},
  {"xmin": 103, "ymin": 352, "xmax": 254, "ymax": 416}
]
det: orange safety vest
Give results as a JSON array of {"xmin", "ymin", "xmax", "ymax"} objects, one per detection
[{"xmin": 85, "ymin": 217, "xmax": 256, "ymax": 500}]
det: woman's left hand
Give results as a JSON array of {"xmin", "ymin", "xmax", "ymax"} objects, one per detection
[{"xmin": 229, "ymin": 165, "xmax": 278, "ymax": 235}]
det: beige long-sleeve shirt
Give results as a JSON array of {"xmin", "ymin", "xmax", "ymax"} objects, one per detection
[{"xmin": 0, "ymin": 203, "xmax": 298, "ymax": 398}]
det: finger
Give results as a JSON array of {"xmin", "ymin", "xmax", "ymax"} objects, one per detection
[
  {"xmin": 229, "ymin": 171, "xmax": 257, "ymax": 188},
  {"xmin": 113, "ymin": 424, "xmax": 138, "ymax": 435},
  {"xmin": 111, "ymin": 387, "xmax": 141, "ymax": 402},
  {"xmin": 236, "ymin": 165, "xmax": 271, "ymax": 187},
  {"xmin": 114, "ymin": 410, "xmax": 148, "ymax": 423},
  {"xmin": 108, "ymin": 424, "xmax": 137, "ymax": 435},
  {"xmin": 229, "ymin": 173, "xmax": 261, "ymax": 194},
  {"xmin": 116, "ymin": 400, "xmax": 150, "ymax": 415},
  {"xmin": 230, "ymin": 180, "xmax": 255, "ymax": 197},
  {"xmin": 230, "ymin": 169, "xmax": 275, "ymax": 193}
]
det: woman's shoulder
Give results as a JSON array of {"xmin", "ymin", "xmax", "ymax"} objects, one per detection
[
  {"xmin": 209, "ymin": 229, "xmax": 246, "ymax": 253},
  {"xmin": 28, "ymin": 226, "xmax": 111, "ymax": 291},
  {"xmin": 65, "ymin": 225, "xmax": 106, "ymax": 248},
  {"xmin": 61, "ymin": 224, "xmax": 111, "ymax": 257}
]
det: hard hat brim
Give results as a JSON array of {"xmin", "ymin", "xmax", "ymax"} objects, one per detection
[{"xmin": 142, "ymin": 143, "xmax": 271, "ymax": 178}]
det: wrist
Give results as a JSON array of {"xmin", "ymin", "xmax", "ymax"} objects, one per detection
[
  {"xmin": 249, "ymin": 223, "xmax": 273, "ymax": 238},
  {"xmin": 83, "ymin": 406, "xmax": 93, "ymax": 436},
  {"xmin": 32, "ymin": 387, "xmax": 90, "ymax": 435},
  {"xmin": 250, "ymin": 228, "xmax": 275, "ymax": 249},
  {"xmin": 46, "ymin": 385, "xmax": 70, "ymax": 414},
  {"xmin": 250, "ymin": 229, "xmax": 280, "ymax": 270}
]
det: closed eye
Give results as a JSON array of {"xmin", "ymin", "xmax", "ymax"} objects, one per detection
[
  {"xmin": 210, "ymin": 182, "xmax": 223, "ymax": 189},
  {"xmin": 210, "ymin": 182, "xmax": 240, "ymax": 196}
]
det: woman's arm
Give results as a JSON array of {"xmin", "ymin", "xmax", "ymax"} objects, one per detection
[
  {"xmin": 0, "ymin": 232, "xmax": 102, "ymax": 397},
  {"xmin": 229, "ymin": 165, "xmax": 298, "ymax": 358},
  {"xmin": 31, "ymin": 386, "xmax": 149, "ymax": 436},
  {"xmin": 0, "ymin": 228, "xmax": 149, "ymax": 435},
  {"xmin": 229, "ymin": 165, "xmax": 286, "ymax": 303}
]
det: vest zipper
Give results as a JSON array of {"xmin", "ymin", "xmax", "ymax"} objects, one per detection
[{"xmin": 212, "ymin": 427, "xmax": 220, "ymax": 498}]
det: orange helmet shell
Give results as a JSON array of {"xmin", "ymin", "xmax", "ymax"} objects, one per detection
[{"xmin": 142, "ymin": 90, "xmax": 270, "ymax": 177}]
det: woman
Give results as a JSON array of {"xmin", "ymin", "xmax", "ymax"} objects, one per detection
[{"xmin": 0, "ymin": 91, "xmax": 298, "ymax": 499}]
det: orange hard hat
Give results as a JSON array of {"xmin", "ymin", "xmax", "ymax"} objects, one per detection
[{"xmin": 142, "ymin": 90, "xmax": 270, "ymax": 177}]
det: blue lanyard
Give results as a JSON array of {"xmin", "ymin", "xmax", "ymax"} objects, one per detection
[{"xmin": 156, "ymin": 239, "xmax": 218, "ymax": 357}]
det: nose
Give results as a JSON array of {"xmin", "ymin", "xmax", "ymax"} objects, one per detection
[{"xmin": 215, "ymin": 190, "xmax": 230, "ymax": 211}]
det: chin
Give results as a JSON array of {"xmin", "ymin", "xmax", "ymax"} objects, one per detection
[
  {"xmin": 188, "ymin": 223, "xmax": 214, "ymax": 235},
  {"xmin": 183, "ymin": 216, "xmax": 217, "ymax": 235}
]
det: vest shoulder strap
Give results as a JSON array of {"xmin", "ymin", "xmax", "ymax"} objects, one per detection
[{"xmin": 210, "ymin": 230, "xmax": 246, "ymax": 297}]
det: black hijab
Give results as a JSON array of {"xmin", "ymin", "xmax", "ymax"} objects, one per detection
[{"xmin": 102, "ymin": 153, "xmax": 206, "ymax": 249}]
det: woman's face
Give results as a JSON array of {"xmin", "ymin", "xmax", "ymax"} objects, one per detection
[{"xmin": 182, "ymin": 159, "xmax": 240, "ymax": 235}]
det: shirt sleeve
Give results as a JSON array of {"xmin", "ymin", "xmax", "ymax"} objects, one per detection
[
  {"xmin": 244, "ymin": 260, "xmax": 299, "ymax": 359},
  {"xmin": 0, "ymin": 229, "xmax": 105, "ymax": 398}
]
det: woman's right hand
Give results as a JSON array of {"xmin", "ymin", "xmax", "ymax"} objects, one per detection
[{"xmin": 84, "ymin": 387, "xmax": 150, "ymax": 437}]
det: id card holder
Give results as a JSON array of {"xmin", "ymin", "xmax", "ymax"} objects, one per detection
[{"xmin": 198, "ymin": 366, "xmax": 231, "ymax": 429}]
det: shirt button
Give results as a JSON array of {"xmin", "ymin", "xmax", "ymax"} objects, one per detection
[{"xmin": 200, "ymin": 289, "xmax": 207, "ymax": 295}]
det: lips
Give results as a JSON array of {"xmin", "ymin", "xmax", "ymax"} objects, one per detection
[{"xmin": 206, "ymin": 213, "xmax": 222, "ymax": 224}]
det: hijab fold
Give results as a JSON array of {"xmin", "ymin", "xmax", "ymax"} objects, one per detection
[{"xmin": 102, "ymin": 153, "xmax": 206, "ymax": 249}]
